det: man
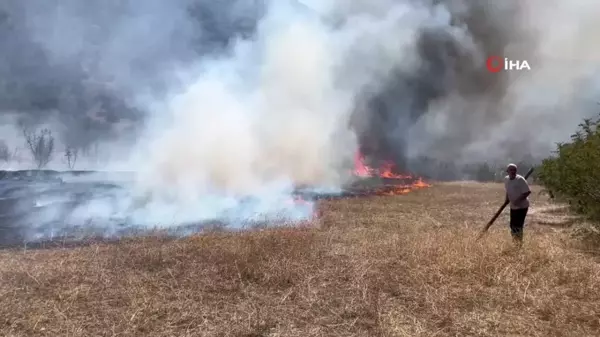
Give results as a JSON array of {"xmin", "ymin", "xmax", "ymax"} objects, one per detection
[{"xmin": 504, "ymin": 163, "xmax": 531, "ymax": 244}]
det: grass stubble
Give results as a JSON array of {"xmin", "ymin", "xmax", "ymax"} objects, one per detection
[{"xmin": 0, "ymin": 182, "xmax": 599, "ymax": 336}]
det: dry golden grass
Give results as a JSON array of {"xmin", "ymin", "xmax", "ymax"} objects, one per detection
[{"xmin": 1, "ymin": 182, "xmax": 600, "ymax": 337}]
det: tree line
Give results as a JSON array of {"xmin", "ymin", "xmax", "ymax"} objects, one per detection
[{"xmin": 537, "ymin": 114, "xmax": 600, "ymax": 224}]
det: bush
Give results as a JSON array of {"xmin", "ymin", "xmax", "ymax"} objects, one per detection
[{"xmin": 537, "ymin": 115, "xmax": 600, "ymax": 221}]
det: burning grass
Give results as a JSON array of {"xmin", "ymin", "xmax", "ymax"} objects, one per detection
[{"xmin": 1, "ymin": 182, "xmax": 600, "ymax": 336}]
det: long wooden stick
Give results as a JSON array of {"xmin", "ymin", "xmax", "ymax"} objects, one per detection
[{"xmin": 478, "ymin": 167, "xmax": 534, "ymax": 237}]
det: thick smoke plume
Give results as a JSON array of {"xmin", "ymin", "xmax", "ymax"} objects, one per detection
[
  {"xmin": 2, "ymin": 0, "xmax": 599, "ymax": 172},
  {"xmin": 0, "ymin": 0, "xmax": 599, "ymax": 241},
  {"xmin": 351, "ymin": 0, "xmax": 600, "ymax": 170}
]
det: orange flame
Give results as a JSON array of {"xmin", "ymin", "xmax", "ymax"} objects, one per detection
[
  {"xmin": 354, "ymin": 152, "xmax": 371, "ymax": 177},
  {"xmin": 353, "ymin": 151, "xmax": 431, "ymax": 195},
  {"xmin": 379, "ymin": 161, "xmax": 412, "ymax": 179}
]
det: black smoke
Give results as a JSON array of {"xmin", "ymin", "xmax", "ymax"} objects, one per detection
[{"xmin": 350, "ymin": 0, "xmax": 529, "ymax": 173}]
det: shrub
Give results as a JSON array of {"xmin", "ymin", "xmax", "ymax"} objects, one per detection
[{"xmin": 537, "ymin": 115, "xmax": 600, "ymax": 221}]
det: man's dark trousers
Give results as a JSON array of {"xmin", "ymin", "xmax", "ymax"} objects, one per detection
[{"xmin": 510, "ymin": 207, "xmax": 528, "ymax": 242}]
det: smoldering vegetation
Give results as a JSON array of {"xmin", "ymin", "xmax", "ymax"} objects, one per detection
[{"xmin": 0, "ymin": 170, "xmax": 319, "ymax": 248}]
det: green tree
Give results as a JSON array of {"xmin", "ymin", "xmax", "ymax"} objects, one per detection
[{"xmin": 538, "ymin": 115, "xmax": 600, "ymax": 221}]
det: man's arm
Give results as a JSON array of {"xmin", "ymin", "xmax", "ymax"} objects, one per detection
[
  {"xmin": 516, "ymin": 190, "xmax": 531, "ymax": 202},
  {"xmin": 516, "ymin": 178, "xmax": 531, "ymax": 202}
]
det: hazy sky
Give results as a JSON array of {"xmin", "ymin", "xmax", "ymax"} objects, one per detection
[{"xmin": 0, "ymin": 0, "xmax": 598, "ymax": 177}]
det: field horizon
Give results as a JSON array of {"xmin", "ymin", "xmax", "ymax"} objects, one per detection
[{"xmin": 1, "ymin": 181, "xmax": 599, "ymax": 337}]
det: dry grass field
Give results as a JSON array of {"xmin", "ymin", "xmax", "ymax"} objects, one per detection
[{"xmin": 1, "ymin": 182, "xmax": 600, "ymax": 337}]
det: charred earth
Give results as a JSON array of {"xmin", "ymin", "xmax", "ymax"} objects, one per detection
[{"xmin": 0, "ymin": 168, "xmax": 429, "ymax": 248}]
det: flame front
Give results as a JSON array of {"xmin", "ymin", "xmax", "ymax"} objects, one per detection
[
  {"xmin": 288, "ymin": 152, "xmax": 432, "ymax": 223},
  {"xmin": 353, "ymin": 151, "xmax": 431, "ymax": 195},
  {"xmin": 379, "ymin": 161, "xmax": 412, "ymax": 179},
  {"xmin": 354, "ymin": 152, "xmax": 371, "ymax": 177}
]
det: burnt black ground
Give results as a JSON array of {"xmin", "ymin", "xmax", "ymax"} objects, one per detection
[{"xmin": 0, "ymin": 170, "xmax": 416, "ymax": 249}]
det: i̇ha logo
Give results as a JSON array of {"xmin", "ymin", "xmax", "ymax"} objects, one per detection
[{"xmin": 486, "ymin": 56, "xmax": 531, "ymax": 73}]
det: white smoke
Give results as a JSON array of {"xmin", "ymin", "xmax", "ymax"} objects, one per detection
[
  {"xmin": 128, "ymin": 0, "xmax": 439, "ymax": 209},
  {"xmin": 70, "ymin": 0, "xmax": 600, "ymax": 226}
]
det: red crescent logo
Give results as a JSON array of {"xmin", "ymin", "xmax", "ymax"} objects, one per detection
[{"xmin": 486, "ymin": 56, "xmax": 503, "ymax": 73}]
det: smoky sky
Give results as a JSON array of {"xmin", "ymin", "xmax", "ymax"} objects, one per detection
[
  {"xmin": 1, "ymin": 0, "xmax": 599, "ymax": 173},
  {"xmin": 351, "ymin": 0, "xmax": 521, "ymax": 169},
  {"xmin": 0, "ymin": 0, "xmax": 266, "ymax": 151}
]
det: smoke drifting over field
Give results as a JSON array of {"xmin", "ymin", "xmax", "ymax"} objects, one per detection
[
  {"xmin": 0, "ymin": 0, "xmax": 599, "ymax": 240},
  {"xmin": 2, "ymin": 0, "xmax": 599, "ymax": 171}
]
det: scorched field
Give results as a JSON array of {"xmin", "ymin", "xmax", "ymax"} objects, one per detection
[{"xmin": 1, "ymin": 181, "xmax": 600, "ymax": 337}]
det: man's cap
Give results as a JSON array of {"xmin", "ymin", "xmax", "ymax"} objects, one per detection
[{"xmin": 507, "ymin": 163, "xmax": 517, "ymax": 170}]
